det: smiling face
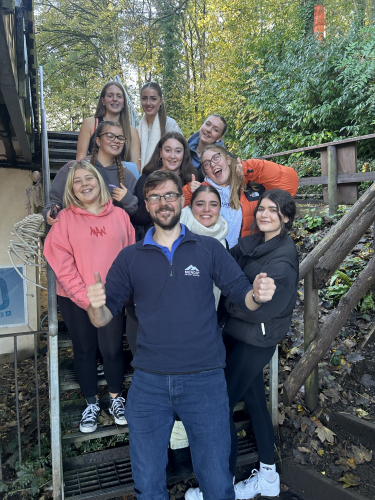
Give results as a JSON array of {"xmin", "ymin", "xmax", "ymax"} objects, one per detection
[
  {"xmin": 95, "ymin": 125, "xmax": 124, "ymax": 157},
  {"xmin": 255, "ymin": 197, "xmax": 289, "ymax": 241},
  {"xmin": 145, "ymin": 180, "xmax": 183, "ymax": 230},
  {"xmin": 201, "ymin": 149, "xmax": 231, "ymax": 186},
  {"xmin": 72, "ymin": 168, "xmax": 101, "ymax": 208},
  {"xmin": 101, "ymin": 85, "xmax": 124, "ymax": 114},
  {"xmin": 141, "ymin": 87, "xmax": 162, "ymax": 119},
  {"xmin": 160, "ymin": 138, "xmax": 184, "ymax": 175},
  {"xmin": 199, "ymin": 116, "xmax": 225, "ymax": 146},
  {"xmin": 191, "ymin": 191, "xmax": 221, "ymax": 228}
]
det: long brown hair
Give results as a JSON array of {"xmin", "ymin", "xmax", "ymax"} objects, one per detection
[
  {"xmin": 201, "ymin": 145, "xmax": 244, "ymax": 211},
  {"xmin": 95, "ymin": 81, "xmax": 132, "ymax": 162},
  {"xmin": 141, "ymin": 82, "xmax": 167, "ymax": 136},
  {"xmin": 90, "ymin": 120, "xmax": 125, "ymax": 185},
  {"xmin": 143, "ymin": 132, "xmax": 198, "ymax": 185}
]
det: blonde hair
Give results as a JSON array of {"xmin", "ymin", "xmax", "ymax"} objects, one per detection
[
  {"xmin": 63, "ymin": 160, "xmax": 110, "ymax": 209},
  {"xmin": 95, "ymin": 81, "xmax": 132, "ymax": 162},
  {"xmin": 201, "ymin": 145, "xmax": 244, "ymax": 211}
]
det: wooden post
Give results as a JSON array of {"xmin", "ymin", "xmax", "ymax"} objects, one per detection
[
  {"xmin": 304, "ymin": 269, "xmax": 319, "ymax": 411},
  {"xmin": 328, "ymin": 145, "xmax": 338, "ymax": 215},
  {"xmin": 269, "ymin": 345, "xmax": 279, "ymax": 431}
]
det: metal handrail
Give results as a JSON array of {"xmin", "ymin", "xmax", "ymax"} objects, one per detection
[
  {"xmin": 114, "ymin": 75, "xmax": 140, "ymax": 127},
  {"xmin": 39, "ymin": 66, "xmax": 64, "ymax": 500}
]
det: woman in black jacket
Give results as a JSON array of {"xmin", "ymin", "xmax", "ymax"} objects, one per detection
[{"xmin": 226, "ymin": 189, "xmax": 298, "ymax": 500}]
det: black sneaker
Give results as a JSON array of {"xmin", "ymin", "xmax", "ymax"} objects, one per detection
[
  {"xmin": 108, "ymin": 395, "xmax": 127, "ymax": 425},
  {"xmin": 79, "ymin": 398, "xmax": 100, "ymax": 433},
  {"xmin": 96, "ymin": 359, "xmax": 104, "ymax": 376}
]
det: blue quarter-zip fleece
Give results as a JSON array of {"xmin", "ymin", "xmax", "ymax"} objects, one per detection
[{"xmin": 105, "ymin": 226, "xmax": 252, "ymax": 374}]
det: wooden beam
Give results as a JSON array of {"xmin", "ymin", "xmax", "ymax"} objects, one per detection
[
  {"xmin": 283, "ymin": 255, "xmax": 375, "ymax": 407},
  {"xmin": 0, "ymin": 14, "xmax": 31, "ymax": 162},
  {"xmin": 299, "ymin": 182, "xmax": 375, "ymax": 280},
  {"xmin": 299, "ymin": 172, "xmax": 375, "ymax": 186},
  {"xmin": 328, "ymin": 145, "xmax": 338, "ymax": 215},
  {"xmin": 259, "ymin": 133, "xmax": 375, "ymax": 159},
  {"xmin": 304, "ymin": 270, "xmax": 319, "ymax": 411},
  {"xmin": 313, "ymin": 196, "xmax": 375, "ymax": 287}
]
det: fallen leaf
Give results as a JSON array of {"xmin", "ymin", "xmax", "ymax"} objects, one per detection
[
  {"xmin": 351, "ymin": 445, "xmax": 372, "ymax": 465},
  {"xmin": 298, "ymin": 446, "xmax": 310, "ymax": 453},
  {"xmin": 293, "ymin": 449, "xmax": 307, "ymax": 465},
  {"xmin": 315, "ymin": 426, "xmax": 336, "ymax": 443},
  {"xmin": 329, "ymin": 463, "xmax": 343, "ymax": 475},
  {"xmin": 310, "ymin": 439, "xmax": 320, "ymax": 451},
  {"xmin": 237, "ymin": 429, "xmax": 246, "ymax": 438},
  {"xmin": 97, "ymin": 410, "xmax": 113, "ymax": 427},
  {"xmin": 311, "ymin": 416, "xmax": 323, "ymax": 428},
  {"xmin": 317, "ymin": 449, "xmax": 324, "ymax": 456},
  {"xmin": 346, "ymin": 353, "xmax": 364, "ymax": 364},
  {"xmin": 355, "ymin": 408, "xmax": 369, "ymax": 419},
  {"xmin": 335, "ymin": 457, "xmax": 356, "ymax": 471},
  {"xmin": 360, "ymin": 374, "xmax": 375, "ymax": 388},
  {"xmin": 339, "ymin": 473, "xmax": 360, "ymax": 489}
]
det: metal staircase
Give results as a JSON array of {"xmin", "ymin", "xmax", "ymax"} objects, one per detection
[{"xmin": 40, "ymin": 68, "xmax": 261, "ymax": 500}]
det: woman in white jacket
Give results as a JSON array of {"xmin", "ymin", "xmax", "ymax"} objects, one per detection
[{"xmin": 171, "ymin": 184, "xmax": 228, "ymax": 474}]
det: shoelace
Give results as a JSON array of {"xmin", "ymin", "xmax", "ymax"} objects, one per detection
[
  {"xmin": 81, "ymin": 403, "xmax": 100, "ymax": 423},
  {"xmin": 110, "ymin": 396, "xmax": 125, "ymax": 414},
  {"xmin": 243, "ymin": 469, "xmax": 259, "ymax": 485}
]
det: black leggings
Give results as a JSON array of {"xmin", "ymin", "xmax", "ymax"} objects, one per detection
[
  {"xmin": 58, "ymin": 296, "xmax": 125, "ymax": 398},
  {"xmin": 224, "ymin": 335, "xmax": 276, "ymax": 475}
]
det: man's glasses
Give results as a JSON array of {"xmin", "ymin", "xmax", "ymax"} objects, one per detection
[
  {"xmin": 98, "ymin": 132, "xmax": 126, "ymax": 143},
  {"xmin": 145, "ymin": 193, "xmax": 182, "ymax": 204},
  {"xmin": 201, "ymin": 153, "xmax": 221, "ymax": 170}
]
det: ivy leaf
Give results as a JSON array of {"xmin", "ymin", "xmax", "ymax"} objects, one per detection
[
  {"xmin": 315, "ymin": 426, "xmax": 336, "ymax": 443},
  {"xmin": 339, "ymin": 473, "xmax": 360, "ymax": 489},
  {"xmin": 0, "ymin": 481, "xmax": 8, "ymax": 493}
]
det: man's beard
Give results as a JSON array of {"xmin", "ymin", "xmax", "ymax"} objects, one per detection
[{"xmin": 151, "ymin": 205, "xmax": 181, "ymax": 230}]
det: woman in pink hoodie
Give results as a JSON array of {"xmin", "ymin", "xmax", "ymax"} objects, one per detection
[{"xmin": 44, "ymin": 160, "xmax": 135, "ymax": 433}]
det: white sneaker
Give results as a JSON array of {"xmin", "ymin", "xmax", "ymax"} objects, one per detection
[
  {"xmin": 234, "ymin": 469, "xmax": 280, "ymax": 499},
  {"xmin": 185, "ymin": 476, "xmax": 235, "ymax": 499},
  {"xmin": 108, "ymin": 395, "xmax": 127, "ymax": 425},
  {"xmin": 185, "ymin": 487, "xmax": 203, "ymax": 500}
]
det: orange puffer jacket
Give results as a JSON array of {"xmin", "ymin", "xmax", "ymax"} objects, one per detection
[{"xmin": 182, "ymin": 158, "xmax": 299, "ymax": 238}]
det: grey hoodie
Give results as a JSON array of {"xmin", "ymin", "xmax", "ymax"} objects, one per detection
[{"xmin": 43, "ymin": 159, "xmax": 138, "ymax": 221}]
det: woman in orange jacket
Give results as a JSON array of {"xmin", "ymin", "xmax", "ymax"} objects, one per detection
[{"xmin": 182, "ymin": 145, "xmax": 299, "ymax": 248}]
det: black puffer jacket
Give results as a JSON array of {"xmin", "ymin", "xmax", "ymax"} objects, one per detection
[{"xmin": 223, "ymin": 233, "xmax": 299, "ymax": 347}]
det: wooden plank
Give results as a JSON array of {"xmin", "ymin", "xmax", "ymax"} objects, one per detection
[
  {"xmin": 328, "ymin": 145, "xmax": 338, "ymax": 214},
  {"xmin": 322, "ymin": 143, "xmax": 358, "ymax": 204},
  {"xmin": 304, "ymin": 270, "xmax": 319, "ymax": 412},
  {"xmin": 259, "ymin": 133, "xmax": 375, "ymax": 159},
  {"xmin": 298, "ymin": 171, "xmax": 375, "ymax": 186}
]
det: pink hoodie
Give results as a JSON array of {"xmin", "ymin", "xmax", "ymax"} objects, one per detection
[{"xmin": 44, "ymin": 200, "xmax": 135, "ymax": 310}]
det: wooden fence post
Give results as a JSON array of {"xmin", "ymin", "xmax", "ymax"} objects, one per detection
[
  {"xmin": 328, "ymin": 145, "xmax": 338, "ymax": 215},
  {"xmin": 304, "ymin": 269, "xmax": 319, "ymax": 411}
]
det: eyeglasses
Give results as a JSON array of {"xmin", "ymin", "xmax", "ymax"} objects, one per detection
[
  {"xmin": 145, "ymin": 193, "xmax": 182, "ymax": 204},
  {"xmin": 201, "ymin": 153, "xmax": 222, "ymax": 170},
  {"xmin": 98, "ymin": 132, "xmax": 126, "ymax": 143}
]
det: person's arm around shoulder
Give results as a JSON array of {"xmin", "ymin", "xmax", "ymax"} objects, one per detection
[
  {"xmin": 242, "ymin": 158, "xmax": 299, "ymax": 196},
  {"xmin": 130, "ymin": 126, "xmax": 141, "ymax": 173},
  {"xmin": 42, "ymin": 164, "xmax": 69, "ymax": 224},
  {"xmin": 76, "ymin": 117, "xmax": 95, "ymax": 160},
  {"xmin": 87, "ymin": 272, "xmax": 113, "ymax": 327}
]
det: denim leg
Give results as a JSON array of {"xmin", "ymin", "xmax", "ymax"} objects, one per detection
[
  {"xmin": 176, "ymin": 369, "xmax": 235, "ymax": 500},
  {"xmin": 125, "ymin": 369, "xmax": 175, "ymax": 500}
]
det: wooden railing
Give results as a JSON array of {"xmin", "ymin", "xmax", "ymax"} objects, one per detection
[
  {"xmin": 283, "ymin": 182, "xmax": 375, "ymax": 410},
  {"xmin": 260, "ymin": 133, "xmax": 375, "ymax": 215}
]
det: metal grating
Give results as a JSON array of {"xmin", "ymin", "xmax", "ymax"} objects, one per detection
[{"xmin": 64, "ymin": 458, "xmax": 133, "ymax": 498}]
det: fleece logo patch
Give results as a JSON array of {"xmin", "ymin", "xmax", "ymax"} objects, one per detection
[{"xmin": 185, "ymin": 265, "xmax": 200, "ymax": 276}]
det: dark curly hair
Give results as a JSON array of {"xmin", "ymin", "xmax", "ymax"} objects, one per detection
[{"xmin": 251, "ymin": 189, "xmax": 296, "ymax": 238}]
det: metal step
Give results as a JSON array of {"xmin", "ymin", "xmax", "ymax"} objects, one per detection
[
  {"xmin": 48, "ymin": 130, "xmax": 79, "ymax": 140},
  {"xmin": 63, "ymin": 434, "xmax": 258, "ymax": 499},
  {"xmin": 61, "ymin": 398, "xmax": 129, "ymax": 446},
  {"xmin": 49, "ymin": 148, "xmax": 77, "ymax": 158},
  {"xmin": 59, "ymin": 366, "xmax": 134, "ymax": 392},
  {"xmin": 48, "ymin": 139, "xmax": 78, "ymax": 149}
]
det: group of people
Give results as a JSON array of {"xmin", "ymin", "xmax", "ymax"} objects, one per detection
[{"xmin": 42, "ymin": 79, "xmax": 300, "ymax": 500}]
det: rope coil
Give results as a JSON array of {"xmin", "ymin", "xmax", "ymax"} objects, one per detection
[{"xmin": 7, "ymin": 214, "xmax": 47, "ymax": 290}]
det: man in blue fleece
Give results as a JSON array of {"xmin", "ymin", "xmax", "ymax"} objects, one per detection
[
  {"xmin": 87, "ymin": 170, "xmax": 276, "ymax": 500},
  {"xmin": 188, "ymin": 114, "xmax": 227, "ymax": 178}
]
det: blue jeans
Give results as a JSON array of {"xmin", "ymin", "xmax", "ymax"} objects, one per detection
[{"xmin": 125, "ymin": 368, "xmax": 235, "ymax": 500}]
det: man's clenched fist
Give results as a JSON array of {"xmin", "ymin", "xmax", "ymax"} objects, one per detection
[{"xmin": 87, "ymin": 271, "xmax": 106, "ymax": 309}]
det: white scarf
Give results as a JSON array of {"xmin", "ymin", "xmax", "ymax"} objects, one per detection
[
  {"xmin": 138, "ymin": 113, "xmax": 161, "ymax": 171},
  {"xmin": 181, "ymin": 206, "xmax": 229, "ymax": 310},
  {"xmin": 204, "ymin": 177, "xmax": 243, "ymax": 249}
]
